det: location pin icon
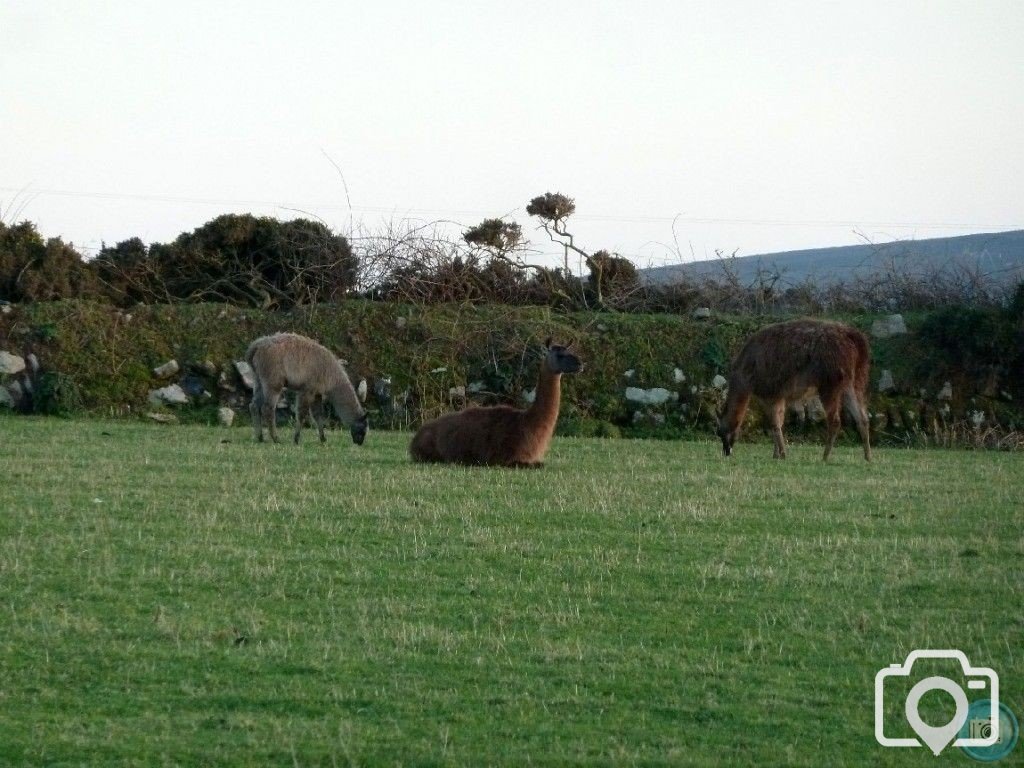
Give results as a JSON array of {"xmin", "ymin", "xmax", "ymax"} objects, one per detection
[{"xmin": 905, "ymin": 676, "xmax": 970, "ymax": 755}]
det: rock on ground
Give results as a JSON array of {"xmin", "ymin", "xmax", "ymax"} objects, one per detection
[
  {"xmin": 625, "ymin": 386, "xmax": 677, "ymax": 405},
  {"xmin": 0, "ymin": 351, "xmax": 26, "ymax": 375},
  {"xmin": 878, "ymin": 369, "xmax": 896, "ymax": 393},
  {"xmin": 217, "ymin": 407, "xmax": 235, "ymax": 427},
  {"xmin": 153, "ymin": 359, "xmax": 179, "ymax": 378},
  {"xmin": 6, "ymin": 380, "xmax": 24, "ymax": 402},
  {"xmin": 148, "ymin": 384, "xmax": 189, "ymax": 406},
  {"xmin": 871, "ymin": 314, "xmax": 908, "ymax": 338}
]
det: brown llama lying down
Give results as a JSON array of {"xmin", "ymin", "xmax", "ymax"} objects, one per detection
[
  {"xmin": 717, "ymin": 319, "xmax": 871, "ymax": 461},
  {"xmin": 246, "ymin": 333, "xmax": 368, "ymax": 446},
  {"xmin": 409, "ymin": 339, "xmax": 582, "ymax": 467}
]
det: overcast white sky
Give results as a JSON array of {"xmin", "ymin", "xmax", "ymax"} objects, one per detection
[{"xmin": 3, "ymin": 1, "xmax": 1023, "ymax": 268}]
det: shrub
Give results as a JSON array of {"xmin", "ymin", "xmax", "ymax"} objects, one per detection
[
  {"xmin": 916, "ymin": 305, "xmax": 1016, "ymax": 374},
  {"xmin": 0, "ymin": 222, "xmax": 100, "ymax": 303},
  {"xmin": 558, "ymin": 417, "xmax": 622, "ymax": 439},
  {"xmin": 94, "ymin": 214, "xmax": 356, "ymax": 309}
]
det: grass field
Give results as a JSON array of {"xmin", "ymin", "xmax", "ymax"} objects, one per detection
[{"xmin": 1, "ymin": 417, "xmax": 1021, "ymax": 766}]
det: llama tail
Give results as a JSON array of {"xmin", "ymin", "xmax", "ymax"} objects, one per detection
[
  {"xmin": 850, "ymin": 329, "xmax": 871, "ymax": 396},
  {"xmin": 245, "ymin": 340, "xmax": 259, "ymax": 367}
]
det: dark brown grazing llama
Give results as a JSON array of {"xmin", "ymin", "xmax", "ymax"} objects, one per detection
[
  {"xmin": 409, "ymin": 340, "xmax": 582, "ymax": 467},
  {"xmin": 717, "ymin": 319, "xmax": 871, "ymax": 461}
]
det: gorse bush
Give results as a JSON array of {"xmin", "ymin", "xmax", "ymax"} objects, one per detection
[
  {"xmin": 32, "ymin": 371, "xmax": 84, "ymax": 416},
  {"xmin": 0, "ymin": 222, "xmax": 101, "ymax": 303},
  {"xmin": 915, "ymin": 301, "xmax": 1024, "ymax": 395},
  {"xmin": 94, "ymin": 214, "xmax": 356, "ymax": 309},
  {"xmin": 917, "ymin": 306, "xmax": 1011, "ymax": 370},
  {"xmin": 2, "ymin": 215, "xmax": 358, "ymax": 311}
]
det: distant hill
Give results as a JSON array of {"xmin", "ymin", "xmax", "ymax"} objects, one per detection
[{"xmin": 641, "ymin": 230, "xmax": 1024, "ymax": 289}]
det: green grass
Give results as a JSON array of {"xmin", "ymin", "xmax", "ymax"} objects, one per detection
[{"xmin": 1, "ymin": 417, "xmax": 1021, "ymax": 766}]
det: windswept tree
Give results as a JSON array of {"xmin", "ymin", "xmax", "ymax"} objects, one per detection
[
  {"xmin": 526, "ymin": 192, "xmax": 636, "ymax": 308},
  {"xmin": 462, "ymin": 218, "xmax": 535, "ymax": 302},
  {"xmin": 462, "ymin": 218, "xmax": 523, "ymax": 254},
  {"xmin": 586, "ymin": 250, "xmax": 639, "ymax": 307},
  {"xmin": 525, "ymin": 193, "xmax": 580, "ymax": 276}
]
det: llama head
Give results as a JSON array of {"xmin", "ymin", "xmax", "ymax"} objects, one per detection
[
  {"xmin": 543, "ymin": 338, "xmax": 583, "ymax": 375},
  {"xmin": 350, "ymin": 413, "xmax": 368, "ymax": 445},
  {"xmin": 716, "ymin": 417, "xmax": 738, "ymax": 457}
]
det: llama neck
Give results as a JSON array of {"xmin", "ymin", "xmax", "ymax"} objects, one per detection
[
  {"xmin": 722, "ymin": 377, "xmax": 750, "ymax": 431},
  {"xmin": 526, "ymin": 366, "xmax": 561, "ymax": 431},
  {"xmin": 327, "ymin": 372, "xmax": 362, "ymax": 426}
]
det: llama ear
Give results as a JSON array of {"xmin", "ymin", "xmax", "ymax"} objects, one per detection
[{"xmin": 544, "ymin": 337, "xmax": 552, "ymax": 349}]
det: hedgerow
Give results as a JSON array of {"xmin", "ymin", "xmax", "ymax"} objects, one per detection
[{"xmin": 1, "ymin": 299, "xmax": 1021, "ymax": 447}]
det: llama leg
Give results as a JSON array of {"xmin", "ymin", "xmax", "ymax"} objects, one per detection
[
  {"xmin": 294, "ymin": 394, "xmax": 310, "ymax": 445},
  {"xmin": 311, "ymin": 398, "xmax": 327, "ymax": 444},
  {"xmin": 250, "ymin": 382, "xmax": 264, "ymax": 443},
  {"xmin": 769, "ymin": 400, "xmax": 787, "ymax": 459},
  {"xmin": 264, "ymin": 389, "xmax": 282, "ymax": 443},
  {"xmin": 844, "ymin": 386, "xmax": 872, "ymax": 462},
  {"xmin": 820, "ymin": 387, "xmax": 842, "ymax": 462},
  {"xmin": 859, "ymin": 392, "xmax": 872, "ymax": 462}
]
